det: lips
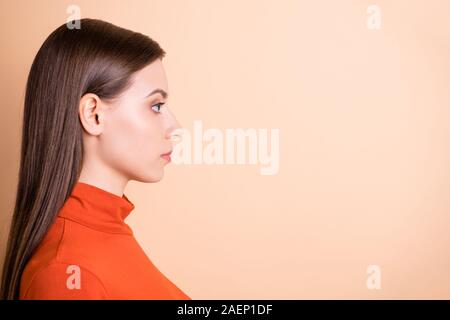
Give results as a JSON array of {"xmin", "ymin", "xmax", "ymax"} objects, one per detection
[{"xmin": 161, "ymin": 151, "xmax": 172, "ymax": 162}]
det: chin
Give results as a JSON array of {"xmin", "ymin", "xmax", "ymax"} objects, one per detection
[{"xmin": 136, "ymin": 169, "xmax": 165, "ymax": 183}]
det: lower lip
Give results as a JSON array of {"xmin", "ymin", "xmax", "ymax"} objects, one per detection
[{"xmin": 161, "ymin": 154, "xmax": 171, "ymax": 162}]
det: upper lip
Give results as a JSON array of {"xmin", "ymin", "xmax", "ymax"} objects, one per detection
[{"xmin": 161, "ymin": 150, "xmax": 172, "ymax": 156}]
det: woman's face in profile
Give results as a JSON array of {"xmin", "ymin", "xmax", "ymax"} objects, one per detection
[{"xmin": 82, "ymin": 59, "xmax": 181, "ymax": 183}]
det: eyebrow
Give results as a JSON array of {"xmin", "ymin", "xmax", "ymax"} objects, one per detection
[{"xmin": 145, "ymin": 88, "xmax": 168, "ymax": 99}]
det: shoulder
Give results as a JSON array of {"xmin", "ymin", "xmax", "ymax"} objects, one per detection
[{"xmin": 20, "ymin": 261, "xmax": 109, "ymax": 300}]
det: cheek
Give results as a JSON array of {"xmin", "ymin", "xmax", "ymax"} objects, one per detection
[{"xmin": 98, "ymin": 111, "xmax": 164, "ymax": 171}]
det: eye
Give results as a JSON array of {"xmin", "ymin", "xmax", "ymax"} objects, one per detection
[{"xmin": 151, "ymin": 102, "xmax": 165, "ymax": 113}]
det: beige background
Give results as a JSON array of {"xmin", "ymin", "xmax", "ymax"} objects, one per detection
[{"xmin": 1, "ymin": 0, "xmax": 450, "ymax": 299}]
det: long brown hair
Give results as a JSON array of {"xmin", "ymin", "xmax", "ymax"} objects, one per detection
[{"xmin": 0, "ymin": 18, "xmax": 165, "ymax": 299}]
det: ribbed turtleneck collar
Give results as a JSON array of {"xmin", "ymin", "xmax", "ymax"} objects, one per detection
[{"xmin": 58, "ymin": 181, "xmax": 135, "ymax": 235}]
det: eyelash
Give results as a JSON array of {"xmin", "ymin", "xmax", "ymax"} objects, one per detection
[{"xmin": 151, "ymin": 102, "xmax": 165, "ymax": 113}]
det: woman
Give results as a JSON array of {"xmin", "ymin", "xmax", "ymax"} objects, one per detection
[{"xmin": 0, "ymin": 18, "xmax": 190, "ymax": 300}]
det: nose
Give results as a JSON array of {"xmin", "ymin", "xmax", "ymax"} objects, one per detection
[{"xmin": 165, "ymin": 109, "xmax": 182, "ymax": 142}]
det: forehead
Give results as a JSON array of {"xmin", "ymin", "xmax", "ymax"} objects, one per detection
[{"xmin": 127, "ymin": 59, "xmax": 168, "ymax": 97}]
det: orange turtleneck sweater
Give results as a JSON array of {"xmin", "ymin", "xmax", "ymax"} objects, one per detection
[{"xmin": 20, "ymin": 181, "xmax": 191, "ymax": 300}]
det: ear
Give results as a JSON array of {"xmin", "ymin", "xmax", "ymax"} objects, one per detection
[{"xmin": 78, "ymin": 93, "xmax": 104, "ymax": 136}]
